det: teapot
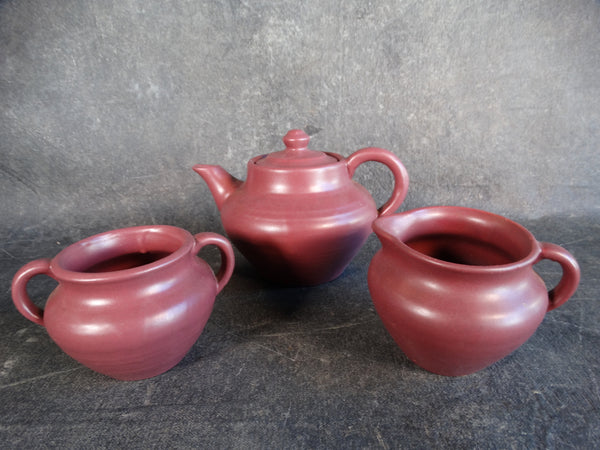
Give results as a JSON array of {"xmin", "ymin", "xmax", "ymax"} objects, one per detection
[{"xmin": 194, "ymin": 129, "xmax": 409, "ymax": 286}]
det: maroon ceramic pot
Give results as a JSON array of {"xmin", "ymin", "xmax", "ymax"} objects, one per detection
[
  {"xmin": 194, "ymin": 129, "xmax": 409, "ymax": 285},
  {"xmin": 11, "ymin": 226, "xmax": 235, "ymax": 380},
  {"xmin": 368, "ymin": 206, "xmax": 581, "ymax": 376}
]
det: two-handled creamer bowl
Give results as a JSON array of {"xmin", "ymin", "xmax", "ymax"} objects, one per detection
[{"xmin": 11, "ymin": 225, "xmax": 234, "ymax": 380}]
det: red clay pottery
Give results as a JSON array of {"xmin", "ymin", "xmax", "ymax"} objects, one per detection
[
  {"xmin": 368, "ymin": 206, "xmax": 581, "ymax": 376},
  {"xmin": 11, "ymin": 225, "xmax": 235, "ymax": 380},
  {"xmin": 194, "ymin": 129, "xmax": 409, "ymax": 285}
]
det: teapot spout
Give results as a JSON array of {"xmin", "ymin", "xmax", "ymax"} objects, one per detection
[{"xmin": 193, "ymin": 164, "xmax": 242, "ymax": 210}]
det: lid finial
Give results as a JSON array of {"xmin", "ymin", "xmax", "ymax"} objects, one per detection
[
  {"xmin": 253, "ymin": 129, "xmax": 337, "ymax": 167},
  {"xmin": 283, "ymin": 129, "xmax": 310, "ymax": 150}
]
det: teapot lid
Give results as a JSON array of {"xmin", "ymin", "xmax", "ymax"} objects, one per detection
[{"xmin": 254, "ymin": 129, "xmax": 339, "ymax": 168}]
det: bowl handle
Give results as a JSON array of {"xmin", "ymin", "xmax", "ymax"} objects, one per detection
[
  {"xmin": 11, "ymin": 258, "xmax": 53, "ymax": 326},
  {"xmin": 538, "ymin": 242, "xmax": 581, "ymax": 311},
  {"xmin": 346, "ymin": 147, "xmax": 410, "ymax": 217},
  {"xmin": 193, "ymin": 233, "xmax": 235, "ymax": 294}
]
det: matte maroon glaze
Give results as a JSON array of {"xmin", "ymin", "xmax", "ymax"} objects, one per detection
[
  {"xmin": 194, "ymin": 129, "xmax": 409, "ymax": 285},
  {"xmin": 11, "ymin": 226, "xmax": 235, "ymax": 380},
  {"xmin": 368, "ymin": 206, "xmax": 580, "ymax": 376}
]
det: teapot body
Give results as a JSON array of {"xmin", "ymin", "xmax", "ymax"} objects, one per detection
[{"xmin": 222, "ymin": 158, "xmax": 378, "ymax": 285}]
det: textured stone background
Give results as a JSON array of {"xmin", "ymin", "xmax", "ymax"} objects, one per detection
[
  {"xmin": 1, "ymin": 2, "xmax": 600, "ymax": 448},
  {"xmin": 1, "ymin": 0, "xmax": 599, "ymax": 243}
]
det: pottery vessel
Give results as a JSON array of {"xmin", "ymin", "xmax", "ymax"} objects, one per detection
[
  {"xmin": 11, "ymin": 225, "xmax": 235, "ymax": 380},
  {"xmin": 368, "ymin": 206, "xmax": 580, "ymax": 376},
  {"xmin": 194, "ymin": 129, "xmax": 409, "ymax": 285}
]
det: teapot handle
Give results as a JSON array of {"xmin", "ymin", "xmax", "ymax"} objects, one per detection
[
  {"xmin": 537, "ymin": 242, "xmax": 581, "ymax": 311},
  {"xmin": 346, "ymin": 147, "xmax": 410, "ymax": 216},
  {"xmin": 193, "ymin": 233, "xmax": 235, "ymax": 294},
  {"xmin": 11, "ymin": 258, "xmax": 53, "ymax": 326}
]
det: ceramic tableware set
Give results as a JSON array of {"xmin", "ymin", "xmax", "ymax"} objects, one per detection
[{"xmin": 11, "ymin": 129, "xmax": 580, "ymax": 380}]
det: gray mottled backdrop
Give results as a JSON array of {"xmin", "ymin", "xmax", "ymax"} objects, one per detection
[
  {"xmin": 2, "ymin": 2, "xmax": 600, "ymax": 448},
  {"xmin": 1, "ymin": 0, "xmax": 599, "ymax": 243}
]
